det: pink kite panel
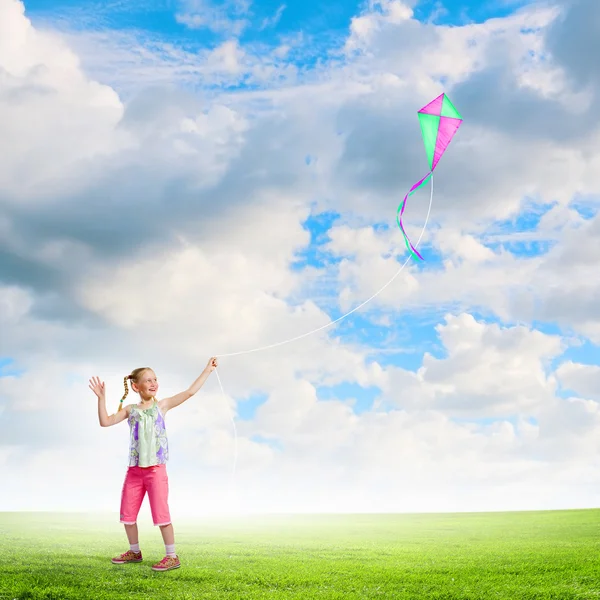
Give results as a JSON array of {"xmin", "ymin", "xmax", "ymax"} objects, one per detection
[
  {"xmin": 431, "ymin": 117, "xmax": 462, "ymax": 171},
  {"xmin": 418, "ymin": 93, "xmax": 444, "ymax": 116}
]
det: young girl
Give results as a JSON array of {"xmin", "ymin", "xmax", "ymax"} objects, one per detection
[{"xmin": 89, "ymin": 357, "xmax": 218, "ymax": 572}]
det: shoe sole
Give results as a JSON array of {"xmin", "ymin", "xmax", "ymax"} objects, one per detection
[
  {"xmin": 152, "ymin": 564, "xmax": 181, "ymax": 572},
  {"xmin": 111, "ymin": 559, "xmax": 143, "ymax": 564}
]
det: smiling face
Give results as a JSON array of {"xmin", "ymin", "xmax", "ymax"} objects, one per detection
[{"xmin": 131, "ymin": 369, "xmax": 158, "ymax": 401}]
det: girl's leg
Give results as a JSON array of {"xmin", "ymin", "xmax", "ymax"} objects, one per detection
[
  {"xmin": 146, "ymin": 466, "xmax": 176, "ymax": 559},
  {"xmin": 159, "ymin": 523, "xmax": 175, "ymax": 546},
  {"xmin": 119, "ymin": 467, "xmax": 145, "ymax": 550},
  {"xmin": 111, "ymin": 468, "xmax": 145, "ymax": 563},
  {"xmin": 124, "ymin": 523, "xmax": 139, "ymax": 545},
  {"xmin": 159, "ymin": 524, "xmax": 177, "ymax": 560}
]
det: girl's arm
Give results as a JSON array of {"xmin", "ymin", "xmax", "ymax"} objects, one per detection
[
  {"xmin": 160, "ymin": 357, "xmax": 218, "ymax": 413},
  {"xmin": 90, "ymin": 376, "xmax": 130, "ymax": 427},
  {"xmin": 99, "ymin": 402, "xmax": 131, "ymax": 427}
]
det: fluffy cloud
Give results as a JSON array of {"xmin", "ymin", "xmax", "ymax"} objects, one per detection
[
  {"xmin": 0, "ymin": 0, "xmax": 127, "ymax": 200},
  {"xmin": 556, "ymin": 361, "xmax": 600, "ymax": 401},
  {"xmin": 175, "ymin": 0, "xmax": 251, "ymax": 36}
]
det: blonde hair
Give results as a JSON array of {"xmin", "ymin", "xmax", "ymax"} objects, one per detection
[{"xmin": 119, "ymin": 367, "xmax": 152, "ymax": 411}]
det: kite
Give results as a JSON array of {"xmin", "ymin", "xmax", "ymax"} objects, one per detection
[{"xmin": 397, "ymin": 93, "xmax": 463, "ymax": 260}]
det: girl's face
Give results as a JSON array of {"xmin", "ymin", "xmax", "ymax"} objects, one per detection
[{"xmin": 133, "ymin": 370, "xmax": 158, "ymax": 400}]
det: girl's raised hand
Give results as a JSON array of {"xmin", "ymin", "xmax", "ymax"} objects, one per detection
[
  {"xmin": 89, "ymin": 376, "xmax": 106, "ymax": 399},
  {"xmin": 206, "ymin": 357, "xmax": 218, "ymax": 372}
]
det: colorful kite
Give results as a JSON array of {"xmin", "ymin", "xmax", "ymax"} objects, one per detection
[{"xmin": 397, "ymin": 93, "xmax": 463, "ymax": 260}]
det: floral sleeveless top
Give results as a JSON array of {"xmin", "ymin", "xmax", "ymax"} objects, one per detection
[{"xmin": 127, "ymin": 400, "xmax": 169, "ymax": 467}]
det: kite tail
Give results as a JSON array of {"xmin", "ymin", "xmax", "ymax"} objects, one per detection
[{"xmin": 396, "ymin": 171, "xmax": 432, "ymax": 261}]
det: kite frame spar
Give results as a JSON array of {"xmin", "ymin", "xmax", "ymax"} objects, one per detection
[{"xmin": 397, "ymin": 93, "xmax": 463, "ymax": 260}]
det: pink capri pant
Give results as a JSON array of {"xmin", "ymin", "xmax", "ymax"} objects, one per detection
[{"xmin": 119, "ymin": 464, "xmax": 171, "ymax": 527}]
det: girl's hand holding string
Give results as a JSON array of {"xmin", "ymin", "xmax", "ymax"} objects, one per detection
[{"xmin": 206, "ymin": 357, "xmax": 218, "ymax": 372}]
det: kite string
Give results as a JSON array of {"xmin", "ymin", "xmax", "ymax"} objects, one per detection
[
  {"xmin": 214, "ymin": 174, "xmax": 435, "ymax": 485},
  {"xmin": 215, "ymin": 174, "xmax": 435, "ymax": 359},
  {"xmin": 214, "ymin": 367, "xmax": 238, "ymax": 502}
]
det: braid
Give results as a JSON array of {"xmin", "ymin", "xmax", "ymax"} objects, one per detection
[{"xmin": 119, "ymin": 375, "xmax": 131, "ymax": 411}]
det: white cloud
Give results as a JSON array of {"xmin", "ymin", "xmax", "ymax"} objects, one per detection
[
  {"xmin": 418, "ymin": 314, "xmax": 562, "ymax": 416},
  {"xmin": 175, "ymin": 0, "xmax": 250, "ymax": 36},
  {"xmin": 556, "ymin": 361, "xmax": 600, "ymax": 401},
  {"xmin": 205, "ymin": 39, "xmax": 246, "ymax": 75},
  {"xmin": 0, "ymin": 0, "xmax": 129, "ymax": 200},
  {"xmin": 260, "ymin": 4, "xmax": 285, "ymax": 30}
]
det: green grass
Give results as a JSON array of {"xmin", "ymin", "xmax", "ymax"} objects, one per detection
[{"xmin": 1, "ymin": 510, "xmax": 600, "ymax": 599}]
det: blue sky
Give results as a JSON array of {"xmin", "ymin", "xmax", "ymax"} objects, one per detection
[
  {"xmin": 25, "ymin": 0, "xmax": 536, "ymax": 48},
  {"xmin": 24, "ymin": 0, "xmax": 535, "ymax": 28}
]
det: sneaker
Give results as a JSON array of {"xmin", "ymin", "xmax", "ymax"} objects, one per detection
[
  {"xmin": 151, "ymin": 555, "xmax": 181, "ymax": 572},
  {"xmin": 111, "ymin": 550, "xmax": 143, "ymax": 564}
]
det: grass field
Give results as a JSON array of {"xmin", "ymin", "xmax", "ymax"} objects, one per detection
[{"xmin": 1, "ymin": 510, "xmax": 600, "ymax": 599}]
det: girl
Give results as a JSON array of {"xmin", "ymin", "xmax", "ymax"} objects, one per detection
[{"xmin": 89, "ymin": 357, "xmax": 218, "ymax": 572}]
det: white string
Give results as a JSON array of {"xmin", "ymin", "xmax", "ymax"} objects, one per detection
[
  {"xmin": 216, "ymin": 175, "xmax": 434, "ymax": 358},
  {"xmin": 214, "ymin": 367, "xmax": 238, "ymax": 503},
  {"xmin": 215, "ymin": 175, "xmax": 434, "ymax": 483}
]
